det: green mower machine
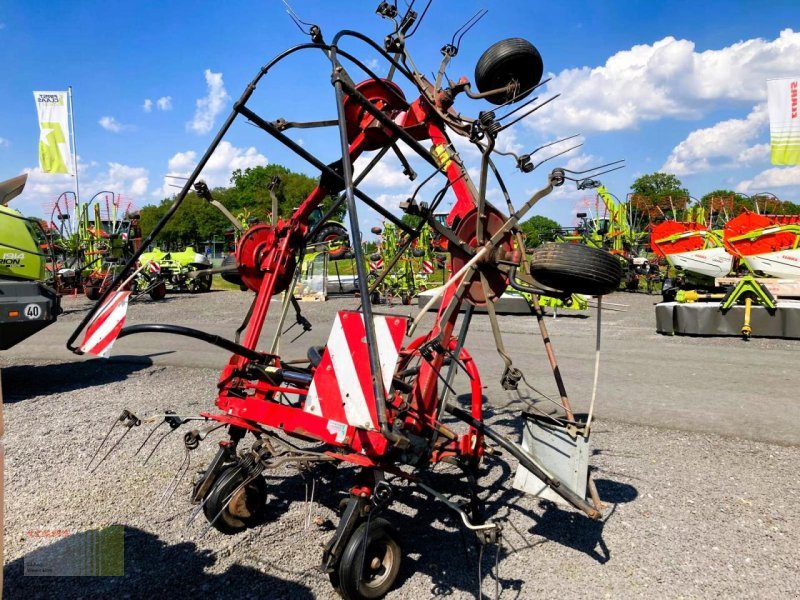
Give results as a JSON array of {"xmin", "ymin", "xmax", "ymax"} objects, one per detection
[{"xmin": 0, "ymin": 174, "xmax": 61, "ymax": 350}]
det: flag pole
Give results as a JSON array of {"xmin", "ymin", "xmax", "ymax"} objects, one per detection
[{"xmin": 67, "ymin": 85, "xmax": 80, "ymax": 212}]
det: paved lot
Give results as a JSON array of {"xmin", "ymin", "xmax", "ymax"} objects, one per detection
[{"xmin": 2, "ymin": 290, "xmax": 799, "ymax": 598}]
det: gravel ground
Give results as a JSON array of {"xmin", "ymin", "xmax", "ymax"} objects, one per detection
[{"xmin": 3, "ymin": 290, "xmax": 800, "ymax": 599}]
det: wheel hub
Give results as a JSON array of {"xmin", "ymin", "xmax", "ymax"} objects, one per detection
[{"xmin": 449, "ymin": 207, "xmax": 513, "ymax": 306}]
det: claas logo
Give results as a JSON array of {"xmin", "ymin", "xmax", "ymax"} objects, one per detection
[
  {"xmin": 1, "ymin": 252, "xmax": 25, "ymax": 266},
  {"xmin": 37, "ymin": 94, "xmax": 64, "ymax": 105}
]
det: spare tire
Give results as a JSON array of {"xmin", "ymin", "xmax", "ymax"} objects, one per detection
[
  {"xmin": 220, "ymin": 253, "xmax": 243, "ymax": 287},
  {"xmin": 530, "ymin": 243, "xmax": 622, "ymax": 296},
  {"xmin": 313, "ymin": 223, "xmax": 350, "ymax": 260},
  {"xmin": 474, "ymin": 38, "xmax": 543, "ymax": 105}
]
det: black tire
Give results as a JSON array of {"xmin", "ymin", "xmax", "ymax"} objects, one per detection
[
  {"xmin": 530, "ymin": 243, "xmax": 622, "ymax": 296},
  {"xmin": 193, "ymin": 270, "xmax": 213, "ymax": 293},
  {"xmin": 314, "ymin": 223, "xmax": 350, "ymax": 260},
  {"xmin": 332, "ymin": 518, "xmax": 401, "ymax": 600},
  {"xmin": 84, "ymin": 283, "xmax": 101, "ymax": 301},
  {"xmin": 401, "ymin": 292, "xmax": 411, "ymax": 306},
  {"xmin": 370, "ymin": 291, "xmax": 381, "ymax": 305},
  {"xmin": 220, "ymin": 253, "xmax": 243, "ymax": 287},
  {"xmin": 474, "ymin": 38, "xmax": 543, "ymax": 105},
  {"xmin": 149, "ymin": 281, "xmax": 167, "ymax": 301},
  {"xmin": 202, "ymin": 466, "xmax": 267, "ymax": 535}
]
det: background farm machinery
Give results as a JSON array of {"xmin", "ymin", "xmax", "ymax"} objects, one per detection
[
  {"xmin": 43, "ymin": 190, "xmax": 169, "ymax": 301},
  {"xmin": 69, "ymin": 3, "xmax": 625, "ymax": 598}
]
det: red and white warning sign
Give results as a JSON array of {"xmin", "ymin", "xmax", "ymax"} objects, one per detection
[
  {"xmin": 422, "ymin": 259, "xmax": 434, "ymax": 274},
  {"xmin": 370, "ymin": 258, "xmax": 384, "ymax": 271},
  {"xmin": 304, "ymin": 311, "xmax": 407, "ymax": 431},
  {"xmin": 79, "ymin": 291, "xmax": 131, "ymax": 357}
]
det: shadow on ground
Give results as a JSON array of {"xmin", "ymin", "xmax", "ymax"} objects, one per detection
[
  {"xmin": 0, "ymin": 355, "xmax": 156, "ymax": 403},
  {"xmin": 3, "ymin": 526, "xmax": 314, "ymax": 600}
]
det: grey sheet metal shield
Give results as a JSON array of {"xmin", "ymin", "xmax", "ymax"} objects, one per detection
[{"xmin": 512, "ymin": 413, "xmax": 590, "ymax": 505}]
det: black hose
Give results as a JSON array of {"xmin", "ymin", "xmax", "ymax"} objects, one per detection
[{"xmin": 118, "ymin": 324, "xmax": 267, "ymax": 363}]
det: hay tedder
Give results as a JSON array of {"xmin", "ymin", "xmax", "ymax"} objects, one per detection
[{"xmin": 69, "ymin": 4, "xmax": 622, "ymax": 597}]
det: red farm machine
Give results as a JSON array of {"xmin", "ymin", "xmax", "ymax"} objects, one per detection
[{"xmin": 69, "ymin": 4, "xmax": 623, "ymax": 598}]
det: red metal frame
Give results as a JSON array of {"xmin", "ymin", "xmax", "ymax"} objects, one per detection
[{"xmin": 203, "ymin": 84, "xmax": 489, "ymax": 468}]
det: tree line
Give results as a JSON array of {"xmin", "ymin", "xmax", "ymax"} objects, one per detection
[{"xmin": 137, "ymin": 164, "xmax": 797, "ymax": 250}]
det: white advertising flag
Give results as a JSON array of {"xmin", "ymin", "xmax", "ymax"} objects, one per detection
[
  {"xmin": 767, "ymin": 77, "xmax": 800, "ymax": 166},
  {"xmin": 33, "ymin": 90, "xmax": 73, "ymax": 174}
]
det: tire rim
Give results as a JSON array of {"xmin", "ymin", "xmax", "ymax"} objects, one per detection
[{"xmin": 361, "ymin": 540, "xmax": 396, "ymax": 591}]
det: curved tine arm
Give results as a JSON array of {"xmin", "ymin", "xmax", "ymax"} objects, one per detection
[
  {"xmin": 479, "ymin": 272, "xmax": 514, "ymax": 369},
  {"xmin": 533, "ymin": 142, "xmax": 583, "ymax": 170},
  {"xmin": 562, "ymin": 159, "xmax": 625, "ymax": 175},
  {"xmin": 529, "ymin": 133, "xmax": 581, "ymax": 157},
  {"xmin": 66, "ymin": 42, "xmax": 327, "ymax": 353},
  {"xmin": 498, "ymin": 94, "xmax": 561, "ymax": 132},
  {"xmin": 332, "ymin": 30, "xmax": 416, "ymax": 82}
]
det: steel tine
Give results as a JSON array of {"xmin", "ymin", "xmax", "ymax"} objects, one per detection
[
  {"xmin": 142, "ymin": 428, "xmax": 176, "ymax": 466},
  {"xmin": 133, "ymin": 421, "xmax": 165, "ymax": 457},
  {"xmin": 88, "ymin": 411, "xmax": 141, "ymax": 473},
  {"xmin": 89, "ymin": 427, "xmax": 132, "ymax": 473},
  {"xmin": 86, "ymin": 418, "xmax": 122, "ymax": 470},
  {"xmin": 159, "ymin": 449, "xmax": 190, "ymax": 505}
]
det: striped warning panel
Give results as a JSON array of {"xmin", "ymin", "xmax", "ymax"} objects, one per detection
[
  {"xmin": 422, "ymin": 259, "xmax": 434, "ymax": 274},
  {"xmin": 79, "ymin": 291, "xmax": 131, "ymax": 357},
  {"xmin": 303, "ymin": 311, "xmax": 407, "ymax": 431}
]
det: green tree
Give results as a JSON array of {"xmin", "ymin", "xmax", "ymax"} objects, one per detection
[
  {"xmin": 631, "ymin": 172, "xmax": 689, "ymax": 198},
  {"xmin": 519, "ymin": 214, "xmax": 560, "ymax": 247},
  {"xmin": 137, "ymin": 163, "xmax": 349, "ymax": 248}
]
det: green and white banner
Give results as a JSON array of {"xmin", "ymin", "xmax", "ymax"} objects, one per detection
[
  {"xmin": 767, "ymin": 77, "xmax": 800, "ymax": 166},
  {"xmin": 33, "ymin": 90, "xmax": 73, "ymax": 174}
]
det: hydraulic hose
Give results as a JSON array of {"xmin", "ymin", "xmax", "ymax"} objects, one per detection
[{"xmin": 118, "ymin": 324, "xmax": 267, "ymax": 363}]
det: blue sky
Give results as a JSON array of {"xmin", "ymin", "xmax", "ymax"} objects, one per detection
[{"xmin": 2, "ymin": 0, "xmax": 799, "ymax": 231}]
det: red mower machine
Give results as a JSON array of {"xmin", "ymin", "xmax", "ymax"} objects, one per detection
[{"xmin": 69, "ymin": 4, "xmax": 622, "ymax": 598}]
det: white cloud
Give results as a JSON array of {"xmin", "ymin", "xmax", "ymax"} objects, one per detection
[
  {"xmin": 355, "ymin": 156, "xmax": 413, "ymax": 189},
  {"xmin": 526, "ymin": 29, "xmax": 800, "ymax": 134},
  {"xmin": 0, "ymin": 137, "xmax": 9, "ymax": 147},
  {"xmin": 373, "ymin": 193, "xmax": 409, "ymax": 211},
  {"xmin": 160, "ymin": 141, "xmax": 268, "ymax": 197},
  {"xmin": 93, "ymin": 162, "xmax": 149, "ymax": 197},
  {"xmin": 187, "ymin": 69, "xmax": 229, "ymax": 134},
  {"xmin": 167, "ymin": 150, "xmax": 197, "ymax": 173},
  {"xmin": 98, "ymin": 116, "xmax": 133, "ymax": 133},
  {"xmin": 143, "ymin": 98, "xmax": 153, "ymax": 112},
  {"xmin": 661, "ymin": 104, "xmax": 769, "ymax": 175},
  {"xmin": 737, "ymin": 166, "xmax": 800, "ymax": 193},
  {"xmin": 156, "ymin": 96, "xmax": 173, "ymax": 111}
]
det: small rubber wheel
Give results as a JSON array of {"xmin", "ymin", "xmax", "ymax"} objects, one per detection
[
  {"xmin": 331, "ymin": 518, "xmax": 402, "ymax": 600},
  {"xmin": 194, "ymin": 271, "xmax": 212, "ymax": 292},
  {"xmin": 84, "ymin": 283, "xmax": 101, "ymax": 301},
  {"xmin": 401, "ymin": 292, "xmax": 411, "ymax": 306},
  {"xmin": 370, "ymin": 291, "xmax": 381, "ymax": 305},
  {"xmin": 530, "ymin": 243, "xmax": 623, "ymax": 296},
  {"xmin": 315, "ymin": 223, "xmax": 350, "ymax": 260},
  {"xmin": 474, "ymin": 38, "xmax": 543, "ymax": 105},
  {"xmin": 220, "ymin": 253, "xmax": 243, "ymax": 287},
  {"xmin": 202, "ymin": 466, "xmax": 267, "ymax": 535},
  {"xmin": 149, "ymin": 281, "xmax": 167, "ymax": 301}
]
